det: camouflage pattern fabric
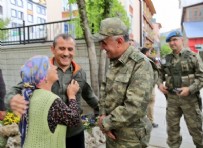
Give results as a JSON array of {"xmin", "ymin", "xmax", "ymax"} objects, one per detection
[
  {"xmin": 93, "ymin": 17, "xmax": 128, "ymax": 42},
  {"xmin": 158, "ymin": 48, "xmax": 203, "ymax": 148},
  {"xmin": 99, "ymin": 46, "xmax": 154, "ymax": 147},
  {"xmin": 166, "ymin": 93, "xmax": 203, "ymax": 148}
]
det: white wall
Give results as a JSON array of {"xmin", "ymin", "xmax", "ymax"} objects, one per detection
[
  {"xmin": 46, "ymin": 0, "xmax": 63, "ymax": 22},
  {"xmin": 181, "ymin": 0, "xmax": 203, "ymax": 7}
]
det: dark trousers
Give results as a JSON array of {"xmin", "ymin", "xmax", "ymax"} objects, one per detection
[{"xmin": 66, "ymin": 131, "xmax": 85, "ymax": 148}]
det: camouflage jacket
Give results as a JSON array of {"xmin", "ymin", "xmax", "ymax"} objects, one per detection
[
  {"xmin": 157, "ymin": 48, "xmax": 203, "ymax": 94},
  {"xmin": 99, "ymin": 46, "xmax": 154, "ymax": 131}
]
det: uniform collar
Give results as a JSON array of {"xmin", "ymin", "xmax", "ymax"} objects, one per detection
[{"xmin": 116, "ymin": 46, "xmax": 134, "ymax": 65}]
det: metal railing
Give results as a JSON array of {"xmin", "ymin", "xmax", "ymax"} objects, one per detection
[{"xmin": 0, "ymin": 19, "xmax": 83, "ymax": 46}]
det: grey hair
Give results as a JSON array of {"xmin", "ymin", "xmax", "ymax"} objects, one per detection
[
  {"xmin": 112, "ymin": 34, "xmax": 129, "ymax": 42},
  {"xmin": 53, "ymin": 33, "xmax": 75, "ymax": 47}
]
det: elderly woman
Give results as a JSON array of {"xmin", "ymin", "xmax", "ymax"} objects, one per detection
[{"xmin": 19, "ymin": 55, "xmax": 80, "ymax": 148}]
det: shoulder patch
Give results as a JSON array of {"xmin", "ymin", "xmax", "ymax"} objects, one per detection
[
  {"xmin": 129, "ymin": 52, "xmax": 144, "ymax": 63},
  {"xmin": 165, "ymin": 54, "xmax": 173, "ymax": 62},
  {"xmin": 183, "ymin": 50, "xmax": 196, "ymax": 58}
]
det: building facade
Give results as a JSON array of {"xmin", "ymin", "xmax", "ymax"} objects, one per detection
[
  {"xmin": 143, "ymin": 0, "xmax": 156, "ymax": 48},
  {"xmin": 181, "ymin": 1, "xmax": 203, "ymax": 53},
  {"xmin": 0, "ymin": 0, "xmax": 46, "ymax": 27}
]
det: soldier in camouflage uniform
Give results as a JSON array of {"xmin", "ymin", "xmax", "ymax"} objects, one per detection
[
  {"xmin": 158, "ymin": 31, "xmax": 203, "ymax": 148},
  {"xmin": 140, "ymin": 47, "xmax": 159, "ymax": 128},
  {"xmin": 93, "ymin": 17, "xmax": 154, "ymax": 148}
]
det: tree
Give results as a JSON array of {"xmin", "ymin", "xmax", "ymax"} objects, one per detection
[
  {"xmin": 160, "ymin": 44, "xmax": 172, "ymax": 57},
  {"xmin": 69, "ymin": 0, "xmax": 130, "ymax": 97},
  {"xmin": 75, "ymin": 0, "xmax": 100, "ymax": 97},
  {"xmin": 0, "ymin": 18, "xmax": 10, "ymax": 40}
]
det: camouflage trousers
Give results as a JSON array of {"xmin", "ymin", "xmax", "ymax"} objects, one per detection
[
  {"xmin": 106, "ymin": 117, "xmax": 152, "ymax": 148},
  {"xmin": 166, "ymin": 93, "xmax": 203, "ymax": 148},
  {"xmin": 147, "ymin": 87, "xmax": 156, "ymax": 122}
]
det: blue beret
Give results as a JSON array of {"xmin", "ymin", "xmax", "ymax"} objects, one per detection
[{"xmin": 166, "ymin": 31, "xmax": 183, "ymax": 42}]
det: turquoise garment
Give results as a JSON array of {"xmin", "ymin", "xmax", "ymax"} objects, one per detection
[{"xmin": 23, "ymin": 89, "xmax": 66, "ymax": 148}]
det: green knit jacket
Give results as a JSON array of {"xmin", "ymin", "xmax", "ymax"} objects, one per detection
[{"xmin": 23, "ymin": 89, "xmax": 67, "ymax": 148}]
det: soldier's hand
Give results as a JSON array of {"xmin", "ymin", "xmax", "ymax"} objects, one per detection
[
  {"xmin": 178, "ymin": 87, "xmax": 190, "ymax": 97},
  {"xmin": 158, "ymin": 84, "xmax": 168, "ymax": 94},
  {"xmin": 10, "ymin": 94, "xmax": 29, "ymax": 117},
  {"xmin": 106, "ymin": 131, "xmax": 116, "ymax": 140},
  {"xmin": 98, "ymin": 115, "xmax": 105, "ymax": 129}
]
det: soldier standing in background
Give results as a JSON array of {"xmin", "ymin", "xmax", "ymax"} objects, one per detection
[
  {"xmin": 140, "ymin": 47, "xmax": 159, "ymax": 128},
  {"xmin": 158, "ymin": 31, "xmax": 203, "ymax": 148},
  {"xmin": 94, "ymin": 17, "xmax": 154, "ymax": 148}
]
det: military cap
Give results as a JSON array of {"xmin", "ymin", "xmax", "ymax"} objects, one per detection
[
  {"xmin": 93, "ymin": 17, "xmax": 128, "ymax": 42},
  {"xmin": 166, "ymin": 30, "xmax": 183, "ymax": 42}
]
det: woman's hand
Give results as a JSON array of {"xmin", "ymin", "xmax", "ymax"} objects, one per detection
[{"xmin": 67, "ymin": 79, "xmax": 79, "ymax": 100}]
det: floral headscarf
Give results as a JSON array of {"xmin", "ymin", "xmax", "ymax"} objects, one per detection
[{"xmin": 19, "ymin": 55, "xmax": 50, "ymax": 147}]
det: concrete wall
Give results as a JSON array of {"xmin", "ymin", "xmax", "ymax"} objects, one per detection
[{"xmin": 0, "ymin": 40, "xmax": 100, "ymax": 114}]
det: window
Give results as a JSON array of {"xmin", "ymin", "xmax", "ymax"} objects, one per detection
[
  {"xmin": 18, "ymin": 11, "xmax": 24, "ymax": 19},
  {"xmin": 188, "ymin": 10, "xmax": 193, "ymax": 19},
  {"xmin": 17, "ymin": 0, "xmax": 23, "ymax": 7},
  {"xmin": 37, "ymin": 6, "xmax": 46, "ymax": 15},
  {"xmin": 11, "ymin": 9, "xmax": 17, "ymax": 17},
  {"xmin": 28, "ymin": 14, "xmax": 33, "ymax": 22},
  {"xmin": 28, "ymin": 3, "xmax": 33, "ymax": 10},
  {"xmin": 41, "ymin": 7, "xmax": 45, "ymax": 15},
  {"xmin": 11, "ymin": 22, "xmax": 22, "ymax": 27},
  {"xmin": 200, "ymin": 8, "xmax": 203, "ymax": 16},
  {"xmin": 11, "ymin": 22, "xmax": 17, "ymax": 27},
  {"xmin": 10, "ymin": 0, "xmax": 16, "ymax": 5},
  {"xmin": 37, "ymin": 6, "xmax": 40, "ymax": 13},
  {"xmin": 37, "ymin": 17, "xmax": 45, "ymax": 23},
  {"xmin": 194, "ymin": 10, "xmax": 197, "ymax": 16},
  {"xmin": 0, "ymin": 5, "xmax": 2, "ymax": 15}
]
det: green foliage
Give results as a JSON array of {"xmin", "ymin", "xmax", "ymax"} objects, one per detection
[
  {"xmin": 0, "ymin": 18, "xmax": 10, "ymax": 40},
  {"xmin": 109, "ymin": 0, "xmax": 130, "ymax": 27},
  {"xmin": 69, "ymin": 18, "xmax": 84, "ymax": 38},
  {"xmin": 68, "ymin": 0, "xmax": 130, "ymax": 38},
  {"xmin": 160, "ymin": 44, "xmax": 172, "ymax": 57},
  {"xmin": 0, "ymin": 18, "xmax": 9, "ymax": 29}
]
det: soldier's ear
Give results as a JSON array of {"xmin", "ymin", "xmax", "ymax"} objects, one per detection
[{"xmin": 116, "ymin": 36, "xmax": 124, "ymax": 44}]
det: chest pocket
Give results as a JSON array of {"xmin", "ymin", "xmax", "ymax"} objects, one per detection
[
  {"xmin": 114, "ymin": 71, "xmax": 131, "ymax": 97},
  {"xmin": 181, "ymin": 60, "xmax": 189, "ymax": 73}
]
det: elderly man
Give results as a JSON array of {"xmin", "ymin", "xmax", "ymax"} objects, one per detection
[
  {"xmin": 94, "ymin": 17, "xmax": 154, "ymax": 148},
  {"xmin": 158, "ymin": 30, "xmax": 203, "ymax": 148}
]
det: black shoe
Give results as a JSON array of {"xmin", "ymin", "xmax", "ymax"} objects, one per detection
[{"xmin": 152, "ymin": 123, "xmax": 158, "ymax": 128}]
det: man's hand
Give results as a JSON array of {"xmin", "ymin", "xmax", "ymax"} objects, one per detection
[
  {"xmin": 10, "ymin": 94, "xmax": 29, "ymax": 117},
  {"xmin": 106, "ymin": 131, "xmax": 116, "ymax": 140},
  {"xmin": 98, "ymin": 115, "xmax": 116, "ymax": 140},
  {"xmin": 178, "ymin": 87, "xmax": 190, "ymax": 97},
  {"xmin": 98, "ymin": 115, "xmax": 105, "ymax": 129},
  {"xmin": 158, "ymin": 84, "xmax": 168, "ymax": 94}
]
